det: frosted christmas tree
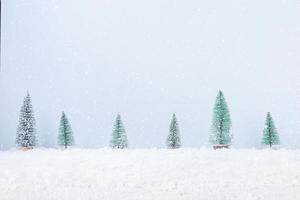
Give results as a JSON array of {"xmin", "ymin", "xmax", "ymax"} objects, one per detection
[
  {"xmin": 58, "ymin": 112, "xmax": 75, "ymax": 149},
  {"xmin": 110, "ymin": 114, "xmax": 128, "ymax": 149},
  {"xmin": 166, "ymin": 114, "xmax": 181, "ymax": 149},
  {"xmin": 262, "ymin": 112, "xmax": 280, "ymax": 148},
  {"xmin": 210, "ymin": 91, "xmax": 232, "ymax": 148},
  {"xmin": 15, "ymin": 92, "xmax": 37, "ymax": 149}
]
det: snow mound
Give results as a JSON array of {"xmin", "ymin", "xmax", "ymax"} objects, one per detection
[{"xmin": 0, "ymin": 149, "xmax": 300, "ymax": 200}]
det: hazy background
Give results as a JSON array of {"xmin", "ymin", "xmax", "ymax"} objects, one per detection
[{"xmin": 1, "ymin": 0, "xmax": 300, "ymax": 149}]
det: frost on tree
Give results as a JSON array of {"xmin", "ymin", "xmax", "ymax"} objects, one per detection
[
  {"xmin": 166, "ymin": 114, "xmax": 181, "ymax": 149},
  {"xmin": 110, "ymin": 114, "xmax": 128, "ymax": 149},
  {"xmin": 15, "ymin": 92, "xmax": 37, "ymax": 149},
  {"xmin": 58, "ymin": 112, "xmax": 75, "ymax": 149},
  {"xmin": 210, "ymin": 91, "xmax": 232, "ymax": 148},
  {"xmin": 262, "ymin": 112, "xmax": 280, "ymax": 148}
]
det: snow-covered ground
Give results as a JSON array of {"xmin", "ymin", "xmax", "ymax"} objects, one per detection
[{"xmin": 0, "ymin": 149, "xmax": 300, "ymax": 200}]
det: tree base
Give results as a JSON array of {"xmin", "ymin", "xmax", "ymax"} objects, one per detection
[
  {"xmin": 213, "ymin": 145, "xmax": 230, "ymax": 150},
  {"xmin": 19, "ymin": 147, "xmax": 33, "ymax": 151}
]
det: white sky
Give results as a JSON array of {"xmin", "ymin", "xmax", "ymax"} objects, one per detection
[{"xmin": 1, "ymin": 0, "xmax": 300, "ymax": 149}]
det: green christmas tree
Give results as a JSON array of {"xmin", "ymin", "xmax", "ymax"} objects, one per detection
[
  {"xmin": 110, "ymin": 114, "xmax": 128, "ymax": 149},
  {"xmin": 210, "ymin": 90, "xmax": 232, "ymax": 146},
  {"xmin": 166, "ymin": 114, "xmax": 181, "ymax": 149},
  {"xmin": 58, "ymin": 112, "xmax": 74, "ymax": 149},
  {"xmin": 262, "ymin": 112, "xmax": 280, "ymax": 148},
  {"xmin": 16, "ymin": 92, "xmax": 37, "ymax": 149}
]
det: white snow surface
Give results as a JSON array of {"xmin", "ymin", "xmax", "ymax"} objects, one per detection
[{"xmin": 0, "ymin": 149, "xmax": 300, "ymax": 200}]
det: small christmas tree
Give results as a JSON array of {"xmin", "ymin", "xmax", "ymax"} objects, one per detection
[
  {"xmin": 262, "ymin": 112, "xmax": 280, "ymax": 148},
  {"xmin": 58, "ymin": 112, "xmax": 75, "ymax": 149},
  {"xmin": 210, "ymin": 90, "xmax": 232, "ymax": 147},
  {"xmin": 16, "ymin": 92, "xmax": 37, "ymax": 149},
  {"xmin": 166, "ymin": 114, "xmax": 181, "ymax": 149},
  {"xmin": 110, "ymin": 114, "xmax": 128, "ymax": 149}
]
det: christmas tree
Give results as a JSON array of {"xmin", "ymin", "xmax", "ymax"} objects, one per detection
[
  {"xmin": 166, "ymin": 114, "xmax": 181, "ymax": 149},
  {"xmin": 110, "ymin": 114, "xmax": 128, "ymax": 149},
  {"xmin": 16, "ymin": 92, "xmax": 37, "ymax": 149},
  {"xmin": 210, "ymin": 90, "xmax": 232, "ymax": 146},
  {"xmin": 262, "ymin": 112, "xmax": 280, "ymax": 148},
  {"xmin": 58, "ymin": 112, "xmax": 75, "ymax": 149}
]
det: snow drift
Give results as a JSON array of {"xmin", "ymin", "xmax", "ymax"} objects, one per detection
[{"xmin": 0, "ymin": 149, "xmax": 299, "ymax": 200}]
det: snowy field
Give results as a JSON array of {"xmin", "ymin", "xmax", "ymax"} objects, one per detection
[{"xmin": 0, "ymin": 149, "xmax": 300, "ymax": 200}]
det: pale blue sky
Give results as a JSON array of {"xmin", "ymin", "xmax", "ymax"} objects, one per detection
[{"xmin": 1, "ymin": 0, "xmax": 300, "ymax": 149}]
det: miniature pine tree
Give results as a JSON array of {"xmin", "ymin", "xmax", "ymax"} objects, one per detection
[
  {"xmin": 262, "ymin": 112, "xmax": 280, "ymax": 148},
  {"xmin": 16, "ymin": 92, "xmax": 37, "ymax": 149},
  {"xmin": 210, "ymin": 90, "xmax": 232, "ymax": 146},
  {"xmin": 58, "ymin": 112, "xmax": 75, "ymax": 149},
  {"xmin": 110, "ymin": 114, "xmax": 128, "ymax": 149},
  {"xmin": 166, "ymin": 114, "xmax": 181, "ymax": 149}
]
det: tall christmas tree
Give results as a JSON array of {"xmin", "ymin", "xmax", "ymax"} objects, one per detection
[
  {"xmin": 110, "ymin": 114, "xmax": 128, "ymax": 149},
  {"xmin": 166, "ymin": 114, "xmax": 181, "ymax": 149},
  {"xmin": 16, "ymin": 92, "xmax": 37, "ymax": 149},
  {"xmin": 262, "ymin": 112, "xmax": 280, "ymax": 148},
  {"xmin": 210, "ymin": 90, "xmax": 232, "ymax": 146},
  {"xmin": 58, "ymin": 112, "xmax": 75, "ymax": 149}
]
